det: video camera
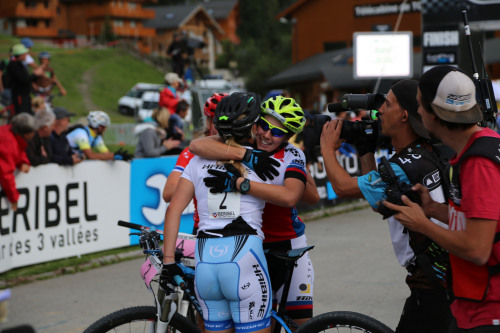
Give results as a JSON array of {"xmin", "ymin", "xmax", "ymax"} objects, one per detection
[
  {"xmin": 313, "ymin": 92, "xmax": 387, "ymax": 146},
  {"xmin": 376, "ymin": 156, "xmax": 421, "ymax": 219}
]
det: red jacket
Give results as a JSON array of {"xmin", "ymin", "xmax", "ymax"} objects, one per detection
[
  {"xmin": 159, "ymin": 86, "xmax": 178, "ymax": 114},
  {"xmin": 0, "ymin": 124, "xmax": 30, "ymax": 203}
]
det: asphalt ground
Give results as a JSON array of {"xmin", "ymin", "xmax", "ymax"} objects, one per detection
[{"xmin": 2, "ymin": 205, "xmax": 408, "ymax": 332}]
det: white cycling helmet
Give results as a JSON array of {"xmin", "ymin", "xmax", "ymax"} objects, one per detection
[{"xmin": 87, "ymin": 111, "xmax": 110, "ymax": 128}]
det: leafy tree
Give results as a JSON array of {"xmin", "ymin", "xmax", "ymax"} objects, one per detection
[
  {"xmin": 235, "ymin": 0, "xmax": 294, "ymax": 95},
  {"xmin": 98, "ymin": 16, "xmax": 116, "ymax": 44}
]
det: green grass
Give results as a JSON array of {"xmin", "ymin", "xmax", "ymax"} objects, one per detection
[{"xmin": 0, "ymin": 35, "xmax": 164, "ymax": 124}]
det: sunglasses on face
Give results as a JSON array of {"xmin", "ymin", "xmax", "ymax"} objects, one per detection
[{"xmin": 258, "ymin": 118, "xmax": 288, "ymax": 137}]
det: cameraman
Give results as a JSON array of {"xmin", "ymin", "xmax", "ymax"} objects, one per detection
[
  {"xmin": 320, "ymin": 79, "xmax": 454, "ymax": 332},
  {"xmin": 385, "ymin": 65, "xmax": 500, "ymax": 332}
]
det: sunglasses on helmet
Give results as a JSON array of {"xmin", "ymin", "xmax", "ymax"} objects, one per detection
[{"xmin": 258, "ymin": 118, "xmax": 288, "ymax": 137}]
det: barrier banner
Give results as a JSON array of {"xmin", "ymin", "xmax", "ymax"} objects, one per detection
[
  {"xmin": 0, "ymin": 161, "xmax": 131, "ymax": 273},
  {"xmin": 130, "ymin": 156, "xmax": 196, "ymax": 244}
]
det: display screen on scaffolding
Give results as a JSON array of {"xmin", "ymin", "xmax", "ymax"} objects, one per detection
[{"xmin": 353, "ymin": 32, "xmax": 413, "ymax": 79}]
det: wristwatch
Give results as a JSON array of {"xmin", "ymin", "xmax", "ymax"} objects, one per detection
[{"xmin": 239, "ymin": 178, "xmax": 251, "ymax": 194}]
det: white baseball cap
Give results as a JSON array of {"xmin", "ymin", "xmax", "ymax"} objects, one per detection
[{"xmin": 419, "ymin": 65, "xmax": 483, "ymax": 123}]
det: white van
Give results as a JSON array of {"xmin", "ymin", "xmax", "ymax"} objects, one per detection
[
  {"xmin": 137, "ymin": 91, "xmax": 160, "ymax": 121},
  {"xmin": 118, "ymin": 83, "xmax": 164, "ymax": 116}
]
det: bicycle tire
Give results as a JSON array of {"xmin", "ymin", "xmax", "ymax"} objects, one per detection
[
  {"xmin": 82, "ymin": 305, "xmax": 201, "ymax": 333},
  {"xmin": 295, "ymin": 311, "xmax": 394, "ymax": 333}
]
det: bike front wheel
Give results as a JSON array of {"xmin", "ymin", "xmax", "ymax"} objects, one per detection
[
  {"xmin": 295, "ymin": 311, "xmax": 394, "ymax": 333},
  {"xmin": 82, "ymin": 305, "xmax": 201, "ymax": 333}
]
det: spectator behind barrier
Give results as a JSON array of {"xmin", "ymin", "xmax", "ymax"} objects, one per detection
[
  {"xmin": 165, "ymin": 99, "xmax": 189, "ymax": 155},
  {"xmin": 66, "ymin": 111, "xmax": 115, "ymax": 161},
  {"xmin": 159, "ymin": 72, "xmax": 182, "ymax": 114},
  {"xmin": 50, "ymin": 106, "xmax": 82, "ymax": 165},
  {"xmin": 26, "ymin": 108, "xmax": 55, "ymax": 166},
  {"xmin": 134, "ymin": 107, "xmax": 181, "ymax": 158},
  {"xmin": 0, "ymin": 113, "xmax": 37, "ymax": 211}
]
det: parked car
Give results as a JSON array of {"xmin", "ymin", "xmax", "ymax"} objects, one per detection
[
  {"xmin": 118, "ymin": 83, "xmax": 164, "ymax": 116},
  {"xmin": 137, "ymin": 91, "xmax": 160, "ymax": 121}
]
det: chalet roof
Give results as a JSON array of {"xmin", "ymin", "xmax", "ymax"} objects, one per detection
[
  {"xmin": 265, "ymin": 48, "xmax": 423, "ymax": 90},
  {"xmin": 265, "ymin": 48, "xmax": 354, "ymax": 87},
  {"xmin": 201, "ymin": 0, "xmax": 238, "ymax": 20},
  {"xmin": 144, "ymin": 4, "xmax": 223, "ymax": 34}
]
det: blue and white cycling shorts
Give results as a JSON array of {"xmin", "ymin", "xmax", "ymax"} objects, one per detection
[{"xmin": 194, "ymin": 235, "xmax": 272, "ymax": 332}]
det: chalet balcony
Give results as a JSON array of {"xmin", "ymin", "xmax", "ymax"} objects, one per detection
[
  {"xmin": 16, "ymin": 26, "xmax": 58, "ymax": 38},
  {"xmin": 87, "ymin": 5, "xmax": 155, "ymax": 20},
  {"xmin": 112, "ymin": 26, "xmax": 155, "ymax": 37}
]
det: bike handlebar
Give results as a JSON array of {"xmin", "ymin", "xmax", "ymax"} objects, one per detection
[
  {"xmin": 173, "ymin": 275, "xmax": 185, "ymax": 287},
  {"xmin": 118, "ymin": 220, "xmax": 164, "ymax": 235},
  {"xmin": 118, "ymin": 220, "xmax": 143, "ymax": 230}
]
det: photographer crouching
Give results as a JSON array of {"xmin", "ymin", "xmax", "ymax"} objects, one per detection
[{"xmin": 320, "ymin": 79, "xmax": 455, "ymax": 332}]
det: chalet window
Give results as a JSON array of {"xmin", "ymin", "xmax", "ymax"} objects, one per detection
[
  {"xmin": 128, "ymin": 2, "xmax": 136, "ymax": 9},
  {"xmin": 44, "ymin": 0, "xmax": 49, "ymax": 8},
  {"xmin": 130, "ymin": 21, "xmax": 136, "ymax": 27},
  {"xmin": 26, "ymin": 19, "xmax": 38, "ymax": 27},
  {"xmin": 24, "ymin": 1, "xmax": 37, "ymax": 8},
  {"xmin": 45, "ymin": 20, "xmax": 50, "ymax": 28},
  {"xmin": 114, "ymin": 20, "xmax": 124, "ymax": 27}
]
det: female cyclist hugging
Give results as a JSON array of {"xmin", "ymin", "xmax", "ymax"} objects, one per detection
[
  {"xmin": 189, "ymin": 95, "xmax": 319, "ymax": 328},
  {"xmin": 162, "ymin": 92, "xmax": 276, "ymax": 333}
]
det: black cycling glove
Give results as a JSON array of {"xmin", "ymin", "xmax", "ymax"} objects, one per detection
[
  {"xmin": 242, "ymin": 148, "xmax": 280, "ymax": 181},
  {"xmin": 204, "ymin": 163, "xmax": 242, "ymax": 193},
  {"xmin": 159, "ymin": 262, "xmax": 183, "ymax": 291}
]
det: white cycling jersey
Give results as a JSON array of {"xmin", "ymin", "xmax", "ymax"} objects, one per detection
[{"xmin": 181, "ymin": 151, "xmax": 277, "ymax": 239}]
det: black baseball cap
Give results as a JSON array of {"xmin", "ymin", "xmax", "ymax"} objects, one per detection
[
  {"xmin": 53, "ymin": 106, "xmax": 75, "ymax": 119},
  {"xmin": 391, "ymin": 79, "xmax": 430, "ymax": 140}
]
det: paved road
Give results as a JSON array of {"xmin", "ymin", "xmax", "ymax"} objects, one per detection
[{"xmin": 3, "ymin": 206, "xmax": 408, "ymax": 332}]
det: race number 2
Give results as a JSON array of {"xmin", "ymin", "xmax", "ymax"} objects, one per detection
[{"xmin": 208, "ymin": 192, "xmax": 241, "ymax": 219}]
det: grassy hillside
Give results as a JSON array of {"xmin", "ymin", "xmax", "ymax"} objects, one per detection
[{"xmin": 0, "ymin": 35, "xmax": 164, "ymax": 124}]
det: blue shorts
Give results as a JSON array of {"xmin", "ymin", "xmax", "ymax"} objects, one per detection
[{"xmin": 195, "ymin": 235, "xmax": 272, "ymax": 332}]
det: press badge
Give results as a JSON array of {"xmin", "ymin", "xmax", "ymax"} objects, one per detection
[{"xmin": 208, "ymin": 192, "xmax": 241, "ymax": 219}]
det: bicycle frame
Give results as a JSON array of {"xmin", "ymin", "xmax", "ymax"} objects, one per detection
[{"xmin": 119, "ymin": 220, "xmax": 202, "ymax": 332}]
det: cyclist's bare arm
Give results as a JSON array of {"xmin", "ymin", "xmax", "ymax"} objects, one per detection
[
  {"xmin": 163, "ymin": 171, "xmax": 181, "ymax": 203},
  {"xmin": 235, "ymin": 176, "xmax": 306, "ymax": 208},
  {"xmin": 302, "ymin": 172, "xmax": 320, "ymax": 205},
  {"xmin": 163, "ymin": 178, "xmax": 194, "ymax": 262},
  {"xmin": 189, "ymin": 135, "xmax": 246, "ymax": 161}
]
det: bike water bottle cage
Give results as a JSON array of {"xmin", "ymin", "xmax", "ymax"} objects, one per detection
[{"xmin": 258, "ymin": 118, "xmax": 288, "ymax": 137}]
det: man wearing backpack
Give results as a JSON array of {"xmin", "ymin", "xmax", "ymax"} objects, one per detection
[
  {"xmin": 385, "ymin": 65, "xmax": 500, "ymax": 332},
  {"xmin": 66, "ymin": 111, "xmax": 114, "ymax": 160},
  {"xmin": 5, "ymin": 44, "xmax": 43, "ymax": 115},
  {"xmin": 320, "ymin": 79, "xmax": 454, "ymax": 332}
]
